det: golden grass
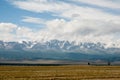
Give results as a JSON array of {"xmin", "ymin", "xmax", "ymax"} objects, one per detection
[{"xmin": 0, "ymin": 65, "xmax": 120, "ymax": 80}]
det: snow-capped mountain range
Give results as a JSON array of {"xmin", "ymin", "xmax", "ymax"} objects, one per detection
[
  {"xmin": 0, "ymin": 40, "xmax": 120, "ymax": 50},
  {"xmin": 0, "ymin": 40, "xmax": 120, "ymax": 61},
  {"xmin": 0, "ymin": 40, "xmax": 120, "ymax": 52}
]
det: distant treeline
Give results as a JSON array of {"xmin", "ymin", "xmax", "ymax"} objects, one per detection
[
  {"xmin": 0, "ymin": 62, "xmax": 120, "ymax": 66},
  {"xmin": 0, "ymin": 63, "xmax": 69, "ymax": 66}
]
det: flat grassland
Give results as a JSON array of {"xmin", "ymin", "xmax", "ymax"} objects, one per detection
[{"xmin": 0, "ymin": 65, "xmax": 120, "ymax": 80}]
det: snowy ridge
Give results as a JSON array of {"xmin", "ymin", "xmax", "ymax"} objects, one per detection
[
  {"xmin": 0, "ymin": 40, "xmax": 120, "ymax": 52},
  {"xmin": 0, "ymin": 40, "xmax": 120, "ymax": 61}
]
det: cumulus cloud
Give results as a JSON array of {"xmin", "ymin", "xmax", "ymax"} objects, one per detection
[
  {"xmin": 0, "ymin": 23, "xmax": 35, "ymax": 41},
  {"xmin": 0, "ymin": 23, "xmax": 17, "ymax": 32},
  {"xmin": 0, "ymin": 20, "xmax": 120, "ymax": 43},
  {"xmin": 2, "ymin": 0, "xmax": 120, "ymax": 44},
  {"xmin": 0, "ymin": 23, "xmax": 17, "ymax": 41},
  {"xmin": 44, "ymin": 19, "xmax": 120, "ymax": 42}
]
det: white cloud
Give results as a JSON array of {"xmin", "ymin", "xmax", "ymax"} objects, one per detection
[
  {"xmin": 74, "ymin": 0, "xmax": 120, "ymax": 9},
  {"xmin": 43, "ymin": 19, "xmax": 120, "ymax": 43},
  {"xmin": 3, "ymin": 0, "xmax": 120, "ymax": 44},
  {"xmin": 22, "ymin": 16, "xmax": 44, "ymax": 24},
  {"xmin": 11, "ymin": 0, "xmax": 120, "ymax": 21},
  {"xmin": 60, "ymin": 6, "xmax": 120, "ymax": 21},
  {"xmin": 0, "ymin": 23, "xmax": 17, "ymax": 32},
  {"xmin": 11, "ymin": 0, "xmax": 71, "ymax": 13},
  {"xmin": 16, "ymin": 27, "xmax": 34, "ymax": 40},
  {"xmin": 0, "ymin": 23, "xmax": 35, "ymax": 41},
  {"xmin": 0, "ymin": 23, "xmax": 17, "ymax": 41},
  {"xmin": 0, "ymin": 20, "xmax": 120, "ymax": 44}
]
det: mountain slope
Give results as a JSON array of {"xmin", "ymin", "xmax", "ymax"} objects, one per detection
[{"xmin": 0, "ymin": 40, "xmax": 120, "ymax": 61}]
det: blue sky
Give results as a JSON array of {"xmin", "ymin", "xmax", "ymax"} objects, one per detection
[
  {"xmin": 0, "ymin": 0, "xmax": 119, "ymax": 27},
  {"xmin": 0, "ymin": 0, "xmax": 120, "ymax": 45},
  {"xmin": 0, "ymin": 0, "xmax": 53, "ymax": 29}
]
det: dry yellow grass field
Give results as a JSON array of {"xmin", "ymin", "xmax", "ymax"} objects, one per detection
[{"xmin": 0, "ymin": 65, "xmax": 120, "ymax": 80}]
